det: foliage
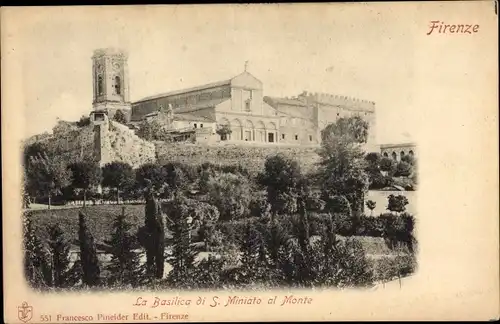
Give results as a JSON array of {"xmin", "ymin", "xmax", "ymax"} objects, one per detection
[
  {"xmin": 101, "ymin": 161, "xmax": 135, "ymax": 203},
  {"xmin": 325, "ymin": 195, "xmax": 352, "ymax": 216},
  {"xmin": 401, "ymin": 154, "xmax": 415, "ymax": 165},
  {"xmin": 135, "ymin": 163, "xmax": 168, "ymax": 193},
  {"xmin": 68, "ymin": 161, "xmax": 102, "ymax": 206},
  {"xmin": 366, "ymin": 200, "xmax": 376, "ymax": 216},
  {"xmin": 258, "ymin": 154, "xmax": 306, "ymax": 216},
  {"xmin": 136, "ymin": 120, "xmax": 168, "ymax": 141},
  {"xmin": 394, "ymin": 161, "xmax": 412, "ymax": 177},
  {"xmin": 105, "ymin": 207, "xmax": 144, "ymax": 287},
  {"xmin": 321, "ymin": 116, "xmax": 369, "ymax": 144},
  {"xmin": 216, "ymin": 124, "xmax": 232, "ymax": 141},
  {"xmin": 206, "ymin": 172, "xmax": 252, "ymax": 221},
  {"xmin": 78, "ymin": 211, "xmax": 101, "ymax": 287},
  {"xmin": 113, "ymin": 110, "xmax": 128, "ymax": 124},
  {"xmin": 379, "ymin": 157, "xmax": 396, "ymax": 173},
  {"xmin": 47, "ymin": 224, "xmax": 77, "ymax": 288},
  {"xmin": 23, "ymin": 212, "xmax": 52, "ymax": 288},
  {"xmin": 387, "ymin": 194, "xmax": 409, "ymax": 214},
  {"xmin": 318, "ymin": 119, "xmax": 369, "ymax": 216},
  {"xmin": 162, "ymin": 163, "xmax": 188, "ymax": 198},
  {"xmin": 249, "ymin": 192, "xmax": 272, "ymax": 218},
  {"xmin": 25, "ymin": 152, "xmax": 72, "ymax": 209},
  {"xmin": 164, "ymin": 194, "xmax": 201, "ymax": 285},
  {"xmin": 76, "ymin": 115, "xmax": 91, "ymax": 127},
  {"xmin": 138, "ymin": 189, "xmax": 165, "ymax": 280}
]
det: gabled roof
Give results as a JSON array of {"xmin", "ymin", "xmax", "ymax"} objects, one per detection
[
  {"xmin": 133, "ymin": 71, "xmax": 261, "ymax": 104},
  {"xmin": 134, "ymin": 79, "xmax": 231, "ymax": 104}
]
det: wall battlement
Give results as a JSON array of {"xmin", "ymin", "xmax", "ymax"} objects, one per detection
[{"xmin": 298, "ymin": 91, "xmax": 375, "ymax": 112}]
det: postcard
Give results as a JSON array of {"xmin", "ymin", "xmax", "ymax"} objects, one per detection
[{"xmin": 2, "ymin": 2, "xmax": 499, "ymax": 322}]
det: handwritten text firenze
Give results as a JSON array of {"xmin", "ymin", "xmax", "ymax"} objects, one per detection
[{"xmin": 427, "ymin": 21, "xmax": 479, "ymax": 35}]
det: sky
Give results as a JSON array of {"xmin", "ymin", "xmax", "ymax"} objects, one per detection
[{"xmin": 8, "ymin": 4, "xmax": 418, "ymax": 143}]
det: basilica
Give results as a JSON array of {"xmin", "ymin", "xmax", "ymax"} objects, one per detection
[{"xmin": 91, "ymin": 48, "xmax": 378, "ymax": 151}]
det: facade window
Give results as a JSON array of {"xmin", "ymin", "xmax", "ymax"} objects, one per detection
[
  {"xmin": 200, "ymin": 124, "xmax": 203, "ymax": 128},
  {"xmin": 114, "ymin": 76, "xmax": 121, "ymax": 95},
  {"xmin": 295, "ymin": 135, "xmax": 298, "ymax": 140},
  {"xmin": 309, "ymin": 135, "xmax": 312, "ymax": 141},
  {"xmin": 194, "ymin": 123, "xmax": 197, "ymax": 128},
  {"xmin": 97, "ymin": 76, "xmax": 104, "ymax": 96},
  {"xmin": 282, "ymin": 134, "xmax": 285, "ymax": 140},
  {"xmin": 245, "ymin": 100, "xmax": 251, "ymax": 112}
]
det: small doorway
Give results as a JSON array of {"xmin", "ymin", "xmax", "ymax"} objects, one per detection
[{"xmin": 268, "ymin": 132, "xmax": 274, "ymax": 143}]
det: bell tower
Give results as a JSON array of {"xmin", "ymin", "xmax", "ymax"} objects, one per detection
[{"xmin": 92, "ymin": 48, "xmax": 131, "ymax": 121}]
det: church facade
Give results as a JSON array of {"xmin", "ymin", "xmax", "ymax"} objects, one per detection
[{"xmin": 91, "ymin": 48, "xmax": 378, "ymax": 150}]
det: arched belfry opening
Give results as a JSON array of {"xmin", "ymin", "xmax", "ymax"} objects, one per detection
[
  {"xmin": 114, "ymin": 76, "xmax": 121, "ymax": 95},
  {"xmin": 92, "ymin": 48, "xmax": 131, "ymax": 117},
  {"xmin": 97, "ymin": 76, "xmax": 104, "ymax": 96}
]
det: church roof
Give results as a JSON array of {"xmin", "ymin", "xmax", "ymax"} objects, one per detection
[{"xmin": 134, "ymin": 79, "xmax": 232, "ymax": 104}]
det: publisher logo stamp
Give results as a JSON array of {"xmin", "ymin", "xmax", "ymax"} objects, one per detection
[{"xmin": 18, "ymin": 302, "xmax": 33, "ymax": 323}]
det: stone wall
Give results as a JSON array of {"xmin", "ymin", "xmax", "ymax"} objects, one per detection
[
  {"xmin": 103, "ymin": 121, "xmax": 156, "ymax": 168},
  {"xmin": 31, "ymin": 120, "xmax": 156, "ymax": 169},
  {"xmin": 155, "ymin": 142, "xmax": 321, "ymax": 175}
]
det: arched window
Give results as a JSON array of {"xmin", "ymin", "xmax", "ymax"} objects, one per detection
[
  {"xmin": 383, "ymin": 152, "xmax": 388, "ymax": 158},
  {"xmin": 114, "ymin": 76, "xmax": 121, "ymax": 95},
  {"xmin": 97, "ymin": 76, "xmax": 104, "ymax": 96},
  {"xmin": 392, "ymin": 152, "xmax": 397, "ymax": 160},
  {"xmin": 401, "ymin": 151, "xmax": 405, "ymax": 157},
  {"xmin": 409, "ymin": 150, "xmax": 414, "ymax": 157}
]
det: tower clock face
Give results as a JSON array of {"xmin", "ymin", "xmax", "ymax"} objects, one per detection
[{"xmin": 113, "ymin": 62, "xmax": 121, "ymax": 70}]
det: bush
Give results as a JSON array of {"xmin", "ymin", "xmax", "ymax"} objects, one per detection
[{"xmin": 206, "ymin": 172, "xmax": 252, "ymax": 221}]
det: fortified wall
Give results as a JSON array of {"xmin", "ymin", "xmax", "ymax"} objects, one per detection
[
  {"xmin": 30, "ymin": 116, "xmax": 156, "ymax": 169},
  {"xmin": 155, "ymin": 142, "xmax": 322, "ymax": 175}
]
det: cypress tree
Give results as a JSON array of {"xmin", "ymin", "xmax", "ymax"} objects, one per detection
[
  {"xmin": 78, "ymin": 211, "xmax": 100, "ymax": 287},
  {"xmin": 106, "ymin": 207, "xmax": 143, "ymax": 287},
  {"xmin": 140, "ymin": 184, "xmax": 165, "ymax": 280},
  {"xmin": 23, "ymin": 212, "xmax": 52, "ymax": 288},
  {"xmin": 47, "ymin": 224, "xmax": 72, "ymax": 288},
  {"xmin": 165, "ymin": 194, "xmax": 198, "ymax": 285}
]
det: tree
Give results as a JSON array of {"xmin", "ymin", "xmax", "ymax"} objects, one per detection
[
  {"xmin": 68, "ymin": 161, "xmax": 101, "ymax": 207},
  {"xmin": 216, "ymin": 124, "xmax": 232, "ymax": 141},
  {"xmin": 321, "ymin": 116, "xmax": 369, "ymax": 144},
  {"xmin": 387, "ymin": 194, "xmax": 409, "ymax": 214},
  {"xmin": 106, "ymin": 207, "xmax": 144, "ymax": 287},
  {"xmin": 135, "ymin": 163, "xmax": 168, "ymax": 193},
  {"xmin": 163, "ymin": 163, "xmax": 188, "ymax": 198},
  {"xmin": 317, "ymin": 126, "xmax": 369, "ymax": 216},
  {"xmin": 137, "ymin": 185, "xmax": 165, "ymax": 280},
  {"xmin": 258, "ymin": 154, "xmax": 305, "ymax": 217},
  {"xmin": 379, "ymin": 157, "xmax": 396, "ymax": 173},
  {"xmin": 113, "ymin": 110, "xmax": 127, "ymax": 124},
  {"xmin": 101, "ymin": 161, "xmax": 134, "ymax": 204},
  {"xmin": 401, "ymin": 154, "xmax": 415, "ymax": 166},
  {"xmin": 366, "ymin": 200, "xmax": 376, "ymax": 216},
  {"xmin": 25, "ymin": 152, "xmax": 72, "ymax": 209},
  {"xmin": 23, "ymin": 212, "xmax": 52, "ymax": 288},
  {"xmin": 206, "ymin": 172, "xmax": 252, "ymax": 221},
  {"xmin": 164, "ymin": 194, "xmax": 200, "ymax": 286},
  {"xmin": 78, "ymin": 211, "xmax": 101, "ymax": 287},
  {"xmin": 47, "ymin": 224, "xmax": 74, "ymax": 288},
  {"xmin": 136, "ymin": 120, "xmax": 166, "ymax": 141},
  {"xmin": 76, "ymin": 115, "xmax": 91, "ymax": 127},
  {"xmin": 394, "ymin": 161, "xmax": 412, "ymax": 177}
]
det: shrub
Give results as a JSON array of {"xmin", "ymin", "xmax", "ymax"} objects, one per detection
[{"xmin": 206, "ymin": 172, "xmax": 252, "ymax": 221}]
